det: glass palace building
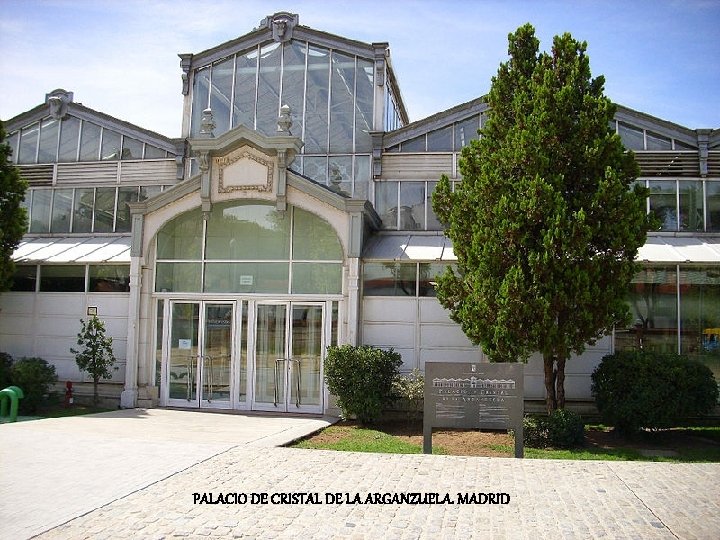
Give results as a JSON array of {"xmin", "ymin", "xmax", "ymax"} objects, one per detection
[{"xmin": 2, "ymin": 12, "xmax": 719, "ymax": 413}]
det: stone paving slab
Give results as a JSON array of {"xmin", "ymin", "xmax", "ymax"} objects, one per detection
[
  {"xmin": 33, "ymin": 446, "xmax": 720, "ymax": 540},
  {"xmin": 0, "ymin": 409, "xmax": 332, "ymax": 539}
]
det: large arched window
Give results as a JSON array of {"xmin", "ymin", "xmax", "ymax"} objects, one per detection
[{"xmin": 155, "ymin": 202, "xmax": 343, "ymax": 294}]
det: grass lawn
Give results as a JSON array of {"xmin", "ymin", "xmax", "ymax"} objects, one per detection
[
  {"xmin": 290, "ymin": 420, "xmax": 720, "ymax": 463},
  {"xmin": 1, "ymin": 402, "xmax": 113, "ymax": 423}
]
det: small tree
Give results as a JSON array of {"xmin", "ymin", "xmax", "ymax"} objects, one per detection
[
  {"xmin": 432, "ymin": 24, "xmax": 653, "ymax": 413},
  {"xmin": 0, "ymin": 120, "xmax": 29, "ymax": 292},
  {"xmin": 71, "ymin": 316, "xmax": 117, "ymax": 405}
]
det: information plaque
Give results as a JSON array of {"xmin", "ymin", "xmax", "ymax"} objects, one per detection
[{"xmin": 423, "ymin": 362, "xmax": 524, "ymax": 458}]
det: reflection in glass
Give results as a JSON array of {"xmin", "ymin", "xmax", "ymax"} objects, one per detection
[
  {"xmin": 101, "ymin": 129, "xmax": 122, "ymax": 160},
  {"xmin": 155, "ymin": 299, "xmax": 164, "ymax": 389},
  {"xmin": 238, "ymin": 302, "xmax": 248, "ymax": 402},
  {"xmin": 169, "ymin": 303, "xmax": 199, "ymax": 401},
  {"xmin": 203, "ymin": 304, "xmax": 233, "ymax": 402},
  {"xmin": 156, "ymin": 208, "xmax": 203, "ymax": 259},
  {"xmin": 355, "ymin": 59, "xmax": 374, "ymax": 152},
  {"xmin": 680, "ymin": 268, "xmax": 720, "ymax": 383},
  {"xmin": 191, "ymin": 67, "xmax": 211, "ymax": 137},
  {"xmin": 282, "ymin": 41, "xmax": 306, "ymax": 139},
  {"xmin": 707, "ymin": 182, "xmax": 720, "ymax": 232},
  {"xmin": 679, "ymin": 180, "xmax": 703, "ymax": 231},
  {"xmin": 39, "ymin": 265, "xmax": 85, "ymax": 292},
  {"xmin": 121, "ymin": 136, "xmax": 143, "ymax": 160},
  {"xmin": 10, "ymin": 265, "xmax": 37, "ymax": 292},
  {"xmin": 649, "ymin": 180, "xmax": 677, "ymax": 230},
  {"xmin": 58, "ymin": 116, "xmax": 81, "ymax": 162},
  {"xmin": 94, "ymin": 187, "xmax": 116, "ymax": 232},
  {"xmin": 89, "ymin": 265, "xmax": 130, "ymax": 292},
  {"xmin": 291, "ymin": 305, "xmax": 323, "ymax": 407},
  {"xmin": 399, "ymin": 182, "xmax": 425, "ymax": 230},
  {"xmin": 328, "ymin": 155, "xmax": 352, "ymax": 195},
  {"xmin": 376, "ymin": 182, "xmax": 398, "ymax": 230},
  {"xmin": 79, "ymin": 121, "xmax": 101, "ymax": 161},
  {"xmin": 38, "ymin": 118, "xmax": 59, "ymax": 162},
  {"xmin": 155, "ymin": 262, "xmax": 202, "ymax": 292},
  {"xmin": 427, "ymin": 126, "xmax": 453, "ymax": 152},
  {"xmin": 454, "ymin": 116, "xmax": 479, "ymax": 150},
  {"xmin": 255, "ymin": 304, "xmax": 287, "ymax": 406},
  {"xmin": 363, "ymin": 263, "xmax": 417, "ymax": 296},
  {"xmin": 115, "ymin": 187, "xmax": 139, "ymax": 233},
  {"xmin": 18, "ymin": 123, "xmax": 39, "ymax": 164},
  {"xmin": 646, "ymin": 131, "xmax": 672, "ymax": 151},
  {"xmin": 330, "ymin": 51, "xmax": 355, "ymax": 153},
  {"xmin": 427, "ymin": 181, "xmax": 442, "ymax": 230},
  {"xmin": 292, "ymin": 263, "xmax": 342, "ymax": 294},
  {"xmin": 618, "ymin": 122, "xmax": 645, "ymax": 150},
  {"xmin": 204, "ymin": 262, "xmax": 289, "ymax": 294},
  {"xmin": 209, "ymin": 57, "xmax": 234, "ymax": 135},
  {"xmin": 305, "ymin": 45, "xmax": 330, "ymax": 152},
  {"xmin": 353, "ymin": 155, "xmax": 370, "ymax": 199},
  {"xmin": 292, "ymin": 207, "xmax": 343, "ymax": 260},
  {"xmin": 29, "ymin": 188, "xmax": 51, "ymax": 233},
  {"xmin": 51, "ymin": 189, "xmax": 73, "ymax": 233},
  {"xmin": 419, "ymin": 263, "xmax": 449, "ymax": 297},
  {"xmin": 616, "ymin": 267, "xmax": 678, "ymax": 353},
  {"xmin": 303, "ymin": 156, "xmax": 327, "ymax": 185},
  {"xmin": 72, "ymin": 188, "xmax": 94, "ymax": 233},
  {"xmin": 256, "ymin": 42, "xmax": 282, "ymax": 136},
  {"xmin": 233, "ymin": 49, "xmax": 258, "ymax": 130}
]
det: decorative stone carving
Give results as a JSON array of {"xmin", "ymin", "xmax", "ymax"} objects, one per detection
[
  {"xmin": 45, "ymin": 89, "xmax": 73, "ymax": 120},
  {"xmin": 216, "ymin": 150, "xmax": 274, "ymax": 194},
  {"xmin": 277, "ymin": 104, "xmax": 292, "ymax": 135},
  {"xmin": 199, "ymin": 108, "xmax": 216, "ymax": 138},
  {"xmin": 261, "ymin": 12, "xmax": 299, "ymax": 43},
  {"xmin": 179, "ymin": 54, "xmax": 193, "ymax": 96}
]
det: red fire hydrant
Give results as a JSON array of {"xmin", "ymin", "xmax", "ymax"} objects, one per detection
[{"xmin": 64, "ymin": 381, "xmax": 74, "ymax": 408}]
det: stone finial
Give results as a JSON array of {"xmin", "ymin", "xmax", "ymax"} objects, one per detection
[
  {"xmin": 45, "ymin": 89, "xmax": 73, "ymax": 120},
  {"xmin": 199, "ymin": 108, "xmax": 215, "ymax": 138},
  {"xmin": 277, "ymin": 104, "xmax": 292, "ymax": 135},
  {"xmin": 261, "ymin": 12, "xmax": 299, "ymax": 43}
]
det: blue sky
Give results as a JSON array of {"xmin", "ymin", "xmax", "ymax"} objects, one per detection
[{"xmin": 1, "ymin": 0, "xmax": 718, "ymax": 137}]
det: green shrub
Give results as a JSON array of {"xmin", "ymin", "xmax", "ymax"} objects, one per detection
[
  {"xmin": 523, "ymin": 409, "xmax": 585, "ymax": 448},
  {"xmin": 325, "ymin": 345, "xmax": 402, "ymax": 424},
  {"xmin": 0, "ymin": 351, "xmax": 13, "ymax": 390},
  {"xmin": 392, "ymin": 368, "xmax": 425, "ymax": 420},
  {"xmin": 10, "ymin": 357, "xmax": 58, "ymax": 413},
  {"xmin": 591, "ymin": 350, "xmax": 719, "ymax": 435}
]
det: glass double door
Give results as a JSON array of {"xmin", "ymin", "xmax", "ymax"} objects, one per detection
[
  {"xmin": 252, "ymin": 303, "xmax": 324, "ymax": 413},
  {"xmin": 167, "ymin": 302, "xmax": 234, "ymax": 409}
]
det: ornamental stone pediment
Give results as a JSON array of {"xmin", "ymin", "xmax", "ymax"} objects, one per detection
[{"xmin": 214, "ymin": 147, "xmax": 273, "ymax": 194}]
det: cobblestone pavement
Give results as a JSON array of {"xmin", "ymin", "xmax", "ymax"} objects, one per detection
[
  {"xmin": 2, "ymin": 409, "xmax": 719, "ymax": 539},
  {"xmin": 32, "ymin": 446, "xmax": 720, "ymax": 539}
]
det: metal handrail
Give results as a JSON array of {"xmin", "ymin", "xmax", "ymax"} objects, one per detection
[
  {"xmin": 204, "ymin": 355, "xmax": 213, "ymax": 402},
  {"xmin": 186, "ymin": 355, "xmax": 195, "ymax": 401},
  {"xmin": 290, "ymin": 358, "xmax": 302, "ymax": 407},
  {"xmin": 274, "ymin": 358, "xmax": 285, "ymax": 406}
]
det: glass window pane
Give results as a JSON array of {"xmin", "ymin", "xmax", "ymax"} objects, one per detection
[
  {"xmin": 191, "ymin": 67, "xmax": 211, "ymax": 137},
  {"xmin": 210, "ymin": 57, "xmax": 234, "ymax": 135},
  {"xmin": 363, "ymin": 263, "xmax": 416, "ymax": 296},
  {"xmin": 139, "ymin": 185, "xmax": 162, "ymax": 201},
  {"xmin": 427, "ymin": 181, "xmax": 442, "ymax": 230},
  {"xmin": 205, "ymin": 202, "xmax": 289, "ymax": 260},
  {"xmin": 419, "ymin": 262, "xmax": 449, "ymax": 297},
  {"xmin": 678, "ymin": 180, "xmax": 703, "ymax": 231},
  {"xmin": 233, "ymin": 48, "xmax": 258, "ymax": 130},
  {"xmin": 674, "ymin": 139, "xmax": 697, "ymax": 150},
  {"xmin": 427, "ymin": 126, "xmax": 453, "ymax": 152},
  {"xmin": 454, "ymin": 116, "xmax": 479, "ymax": 150},
  {"xmin": 155, "ymin": 262, "xmax": 201, "ymax": 292},
  {"xmin": 402, "ymin": 135, "xmax": 425, "ymax": 152},
  {"xmin": 156, "ymin": 208, "xmax": 203, "ymax": 260},
  {"xmin": 89, "ymin": 265, "xmax": 130, "ymax": 292},
  {"xmin": 204, "ymin": 262, "xmax": 288, "ymax": 293},
  {"xmin": 328, "ymin": 155, "xmax": 352, "ymax": 195},
  {"xmin": 38, "ymin": 118, "xmax": 59, "ymax": 162},
  {"xmin": 10, "ymin": 265, "xmax": 37, "ymax": 292},
  {"xmin": 679, "ymin": 267, "xmax": 720, "ymax": 383},
  {"xmin": 330, "ymin": 51, "xmax": 355, "ymax": 153},
  {"xmin": 7, "ymin": 131, "xmax": 19, "ymax": 163},
  {"xmin": 292, "ymin": 262, "xmax": 342, "ymax": 294},
  {"xmin": 304, "ymin": 45, "xmax": 330, "ymax": 153},
  {"xmin": 155, "ymin": 299, "xmax": 164, "ymax": 388},
  {"xmin": 399, "ymin": 182, "xmax": 425, "ymax": 230},
  {"xmin": 94, "ymin": 187, "xmax": 116, "ymax": 233},
  {"xmin": 79, "ymin": 121, "xmax": 101, "ymax": 161},
  {"xmin": 18, "ymin": 122, "xmax": 39, "ymax": 164},
  {"xmin": 649, "ymin": 180, "xmax": 677, "ymax": 231},
  {"xmin": 375, "ymin": 181, "xmax": 398, "ymax": 230},
  {"xmin": 101, "ymin": 129, "xmax": 122, "ymax": 160},
  {"xmin": 115, "ymin": 186, "xmax": 139, "ymax": 233},
  {"xmin": 121, "ymin": 136, "xmax": 143, "ymax": 160},
  {"xmin": 618, "ymin": 122, "xmax": 644, "ymax": 150},
  {"xmin": 144, "ymin": 145, "xmax": 166, "ymax": 159},
  {"xmin": 58, "ymin": 116, "xmax": 80, "ymax": 162},
  {"xmin": 51, "ymin": 188, "xmax": 73, "ymax": 233},
  {"xmin": 29, "ymin": 188, "xmax": 52, "ymax": 233},
  {"xmin": 646, "ymin": 131, "xmax": 672, "ymax": 151},
  {"xmin": 281, "ymin": 41, "xmax": 306, "ymax": 139},
  {"xmin": 615, "ymin": 267, "xmax": 678, "ymax": 353},
  {"xmin": 707, "ymin": 182, "xmax": 720, "ymax": 232},
  {"xmin": 72, "ymin": 188, "xmax": 94, "ymax": 233},
  {"xmin": 256, "ymin": 42, "xmax": 282, "ymax": 136},
  {"xmin": 353, "ymin": 154, "xmax": 370, "ymax": 199},
  {"xmin": 355, "ymin": 58, "xmax": 374, "ymax": 152},
  {"xmin": 40, "ymin": 265, "xmax": 85, "ymax": 292},
  {"xmin": 293, "ymin": 207, "xmax": 342, "ymax": 260},
  {"xmin": 303, "ymin": 156, "xmax": 327, "ymax": 185}
]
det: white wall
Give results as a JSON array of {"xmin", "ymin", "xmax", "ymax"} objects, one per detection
[{"xmin": 0, "ymin": 292, "xmax": 128, "ymax": 384}]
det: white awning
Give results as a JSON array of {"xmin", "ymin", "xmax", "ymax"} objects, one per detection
[
  {"xmin": 362, "ymin": 234, "xmax": 457, "ymax": 261},
  {"xmin": 637, "ymin": 237, "xmax": 720, "ymax": 263},
  {"xmin": 363, "ymin": 234, "xmax": 720, "ymax": 264},
  {"xmin": 12, "ymin": 237, "xmax": 131, "ymax": 264}
]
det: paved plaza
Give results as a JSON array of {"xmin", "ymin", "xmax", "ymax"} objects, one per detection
[{"xmin": 1, "ymin": 409, "xmax": 719, "ymax": 539}]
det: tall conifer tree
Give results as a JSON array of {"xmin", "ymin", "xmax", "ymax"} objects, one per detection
[{"xmin": 433, "ymin": 24, "xmax": 653, "ymax": 412}]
